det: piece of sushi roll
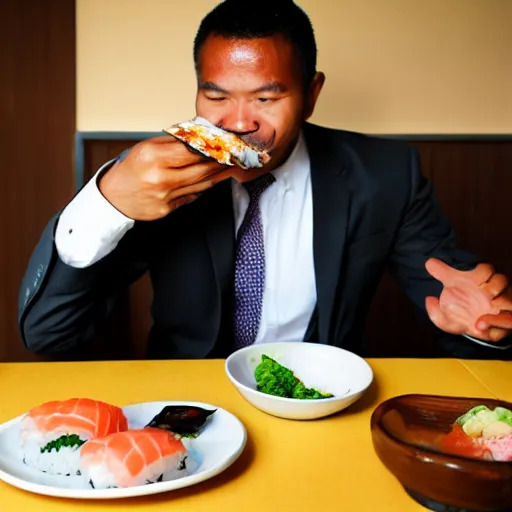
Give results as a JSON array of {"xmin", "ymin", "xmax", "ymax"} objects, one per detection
[
  {"xmin": 79, "ymin": 428, "xmax": 188, "ymax": 489},
  {"xmin": 20, "ymin": 398, "xmax": 128, "ymax": 476},
  {"xmin": 163, "ymin": 116, "xmax": 271, "ymax": 169}
]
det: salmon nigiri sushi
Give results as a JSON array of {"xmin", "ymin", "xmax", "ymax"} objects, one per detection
[
  {"xmin": 80, "ymin": 428, "xmax": 188, "ymax": 489},
  {"xmin": 20, "ymin": 398, "xmax": 128, "ymax": 476}
]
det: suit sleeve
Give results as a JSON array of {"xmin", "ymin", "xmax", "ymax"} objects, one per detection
[
  {"xmin": 388, "ymin": 147, "xmax": 511, "ymax": 358},
  {"xmin": 389, "ymin": 146, "xmax": 480, "ymax": 304},
  {"xmin": 18, "ymin": 214, "xmax": 148, "ymax": 356},
  {"xmin": 18, "ymin": 148, "xmax": 150, "ymax": 356}
]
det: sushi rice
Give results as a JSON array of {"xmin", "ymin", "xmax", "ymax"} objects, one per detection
[
  {"xmin": 79, "ymin": 428, "xmax": 199, "ymax": 489},
  {"xmin": 83, "ymin": 449, "xmax": 188, "ymax": 489},
  {"xmin": 19, "ymin": 398, "xmax": 128, "ymax": 476},
  {"xmin": 20, "ymin": 416, "xmax": 87, "ymax": 476}
]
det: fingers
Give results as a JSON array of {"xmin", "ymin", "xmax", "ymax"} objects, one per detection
[
  {"xmin": 487, "ymin": 327, "xmax": 511, "ymax": 342},
  {"xmin": 472, "ymin": 312, "xmax": 512, "ymax": 342},
  {"xmin": 132, "ymin": 136, "xmax": 232, "ymax": 188},
  {"xmin": 476, "ymin": 311, "xmax": 512, "ymax": 331},
  {"xmin": 168, "ymin": 162, "xmax": 234, "ymax": 192},
  {"xmin": 474, "ymin": 322, "xmax": 511, "ymax": 343},
  {"xmin": 425, "ymin": 260, "xmax": 512, "ymax": 343},
  {"xmin": 490, "ymin": 292, "xmax": 512, "ymax": 312},
  {"xmin": 166, "ymin": 179, "xmax": 219, "ymax": 202},
  {"xmin": 467, "ymin": 263, "xmax": 496, "ymax": 285},
  {"xmin": 480, "ymin": 273, "xmax": 509, "ymax": 298},
  {"xmin": 172, "ymin": 161, "xmax": 230, "ymax": 189},
  {"xmin": 140, "ymin": 161, "xmax": 224, "ymax": 194},
  {"xmin": 138, "ymin": 138, "xmax": 210, "ymax": 168},
  {"xmin": 425, "ymin": 258, "xmax": 496, "ymax": 287},
  {"xmin": 168, "ymin": 193, "xmax": 201, "ymax": 212},
  {"xmin": 166, "ymin": 167, "xmax": 234, "ymax": 202},
  {"xmin": 425, "ymin": 258, "xmax": 458, "ymax": 283},
  {"xmin": 209, "ymin": 167, "xmax": 238, "ymax": 184},
  {"xmin": 160, "ymin": 142, "xmax": 212, "ymax": 168},
  {"xmin": 425, "ymin": 258, "xmax": 458, "ymax": 284}
]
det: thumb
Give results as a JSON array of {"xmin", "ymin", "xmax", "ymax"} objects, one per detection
[
  {"xmin": 425, "ymin": 295, "xmax": 452, "ymax": 332},
  {"xmin": 425, "ymin": 296, "xmax": 443, "ymax": 326},
  {"xmin": 425, "ymin": 258, "xmax": 457, "ymax": 284}
]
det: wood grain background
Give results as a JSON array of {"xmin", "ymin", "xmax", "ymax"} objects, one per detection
[{"xmin": 0, "ymin": 0, "xmax": 76, "ymax": 362}]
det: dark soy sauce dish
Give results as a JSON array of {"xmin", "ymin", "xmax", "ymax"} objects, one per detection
[{"xmin": 371, "ymin": 394, "xmax": 512, "ymax": 512}]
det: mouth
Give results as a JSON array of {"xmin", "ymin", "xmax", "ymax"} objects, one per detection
[{"xmin": 240, "ymin": 132, "xmax": 276, "ymax": 153}]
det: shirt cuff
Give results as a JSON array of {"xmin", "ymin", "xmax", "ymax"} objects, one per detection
[
  {"xmin": 55, "ymin": 159, "xmax": 135, "ymax": 268},
  {"xmin": 462, "ymin": 334, "xmax": 512, "ymax": 350}
]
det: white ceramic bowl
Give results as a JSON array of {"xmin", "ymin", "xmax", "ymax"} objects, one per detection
[{"xmin": 225, "ymin": 342, "xmax": 373, "ymax": 420}]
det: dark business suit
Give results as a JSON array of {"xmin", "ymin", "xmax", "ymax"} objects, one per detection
[{"xmin": 18, "ymin": 123, "xmax": 509, "ymax": 360}]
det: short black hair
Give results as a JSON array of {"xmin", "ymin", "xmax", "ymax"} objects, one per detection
[{"xmin": 193, "ymin": 0, "xmax": 317, "ymax": 86}]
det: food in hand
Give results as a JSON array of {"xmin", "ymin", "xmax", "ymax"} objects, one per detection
[
  {"xmin": 20, "ymin": 398, "xmax": 128, "ymax": 475},
  {"xmin": 442, "ymin": 405, "xmax": 512, "ymax": 461},
  {"xmin": 254, "ymin": 354, "xmax": 333, "ymax": 399},
  {"xmin": 145, "ymin": 405, "xmax": 216, "ymax": 438},
  {"xmin": 79, "ymin": 428, "xmax": 188, "ymax": 489},
  {"xmin": 163, "ymin": 116, "xmax": 271, "ymax": 169}
]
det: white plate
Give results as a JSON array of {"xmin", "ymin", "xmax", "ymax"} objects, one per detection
[{"xmin": 0, "ymin": 401, "xmax": 247, "ymax": 499}]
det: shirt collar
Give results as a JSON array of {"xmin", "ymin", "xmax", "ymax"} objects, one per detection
[
  {"xmin": 270, "ymin": 130, "xmax": 308, "ymax": 190},
  {"xmin": 232, "ymin": 130, "xmax": 308, "ymax": 194}
]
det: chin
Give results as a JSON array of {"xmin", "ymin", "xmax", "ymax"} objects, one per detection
[{"xmin": 230, "ymin": 168, "xmax": 268, "ymax": 183}]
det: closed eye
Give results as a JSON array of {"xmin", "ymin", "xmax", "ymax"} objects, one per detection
[{"xmin": 207, "ymin": 97, "xmax": 226, "ymax": 102}]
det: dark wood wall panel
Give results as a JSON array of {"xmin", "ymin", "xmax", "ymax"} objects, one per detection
[
  {"xmin": 83, "ymin": 140, "xmax": 153, "ymax": 360},
  {"xmin": 81, "ymin": 138, "xmax": 512, "ymax": 359},
  {"xmin": 363, "ymin": 141, "xmax": 512, "ymax": 357},
  {"xmin": 0, "ymin": 0, "xmax": 76, "ymax": 362},
  {"xmin": 427, "ymin": 142, "xmax": 512, "ymax": 274}
]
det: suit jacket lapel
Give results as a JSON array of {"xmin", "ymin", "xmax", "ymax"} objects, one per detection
[
  {"xmin": 304, "ymin": 123, "xmax": 351, "ymax": 344},
  {"xmin": 199, "ymin": 179, "xmax": 235, "ymax": 320}
]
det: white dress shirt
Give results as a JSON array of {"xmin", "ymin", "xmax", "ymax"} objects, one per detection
[
  {"xmin": 55, "ymin": 132, "xmax": 317, "ymax": 344},
  {"xmin": 232, "ymin": 133, "xmax": 316, "ymax": 343}
]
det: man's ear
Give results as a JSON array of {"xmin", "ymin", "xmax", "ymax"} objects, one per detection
[{"xmin": 303, "ymin": 72, "xmax": 325, "ymax": 120}]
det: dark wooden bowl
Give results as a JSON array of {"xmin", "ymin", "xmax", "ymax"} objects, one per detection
[{"xmin": 371, "ymin": 394, "xmax": 512, "ymax": 512}]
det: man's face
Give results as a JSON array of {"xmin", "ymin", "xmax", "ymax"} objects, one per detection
[{"xmin": 195, "ymin": 34, "xmax": 324, "ymax": 175}]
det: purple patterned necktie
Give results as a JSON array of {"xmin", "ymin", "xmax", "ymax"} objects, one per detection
[{"xmin": 233, "ymin": 173, "xmax": 276, "ymax": 348}]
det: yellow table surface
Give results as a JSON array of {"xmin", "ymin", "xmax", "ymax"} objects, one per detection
[
  {"xmin": 458, "ymin": 359, "xmax": 511, "ymax": 402},
  {"xmin": 0, "ymin": 358, "xmax": 509, "ymax": 512}
]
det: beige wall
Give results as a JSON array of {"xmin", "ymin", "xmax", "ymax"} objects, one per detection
[{"xmin": 77, "ymin": 0, "xmax": 512, "ymax": 133}]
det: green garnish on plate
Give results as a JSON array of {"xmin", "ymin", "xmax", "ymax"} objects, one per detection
[
  {"xmin": 40, "ymin": 434, "xmax": 85, "ymax": 453},
  {"xmin": 254, "ymin": 354, "xmax": 333, "ymax": 400}
]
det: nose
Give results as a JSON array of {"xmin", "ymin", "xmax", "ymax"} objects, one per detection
[{"xmin": 219, "ymin": 103, "xmax": 259, "ymax": 135}]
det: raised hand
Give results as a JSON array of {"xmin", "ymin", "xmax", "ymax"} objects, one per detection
[
  {"xmin": 425, "ymin": 258, "xmax": 512, "ymax": 342},
  {"xmin": 99, "ymin": 136, "xmax": 233, "ymax": 221}
]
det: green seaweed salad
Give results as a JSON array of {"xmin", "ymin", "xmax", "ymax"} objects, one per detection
[{"xmin": 254, "ymin": 354, "xmax": 333, "ymax": 400}]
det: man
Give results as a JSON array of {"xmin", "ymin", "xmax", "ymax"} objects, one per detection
[{"xmin": 19, "ymin": 0, "xmax": 512, "ymax": 360}]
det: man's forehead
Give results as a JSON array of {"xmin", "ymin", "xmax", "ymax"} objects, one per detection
[
  {"xmin": 199, "ymin": 33, "xmax": 294, "ymax": 58},
  {"xmin": 197, "ymin": 35, "xmax": 301, "ymax": 83}
]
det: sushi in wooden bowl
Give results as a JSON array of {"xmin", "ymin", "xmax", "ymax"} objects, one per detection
[{"xmin": 370, "ymin": 394, "xmax": 512, "ymax": 512}]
